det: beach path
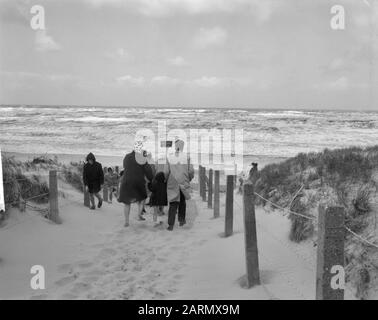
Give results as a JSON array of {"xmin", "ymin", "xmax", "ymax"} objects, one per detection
[{"xmin": 0, "ymin": 186, "xmax": 354, "ymax": 300}]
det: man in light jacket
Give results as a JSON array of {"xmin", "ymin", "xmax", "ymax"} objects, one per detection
[{"xmin": 166, "ymin": 139, "xmax": 194, "ymax": 231}]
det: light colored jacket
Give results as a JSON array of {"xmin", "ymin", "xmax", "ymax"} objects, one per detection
[{"xmin": 165, "ymin": 152, "xmax": 194, "ymax": 203}]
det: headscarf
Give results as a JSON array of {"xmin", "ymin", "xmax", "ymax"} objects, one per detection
[
  {"xmin": 175, "ymin": 139, "xmax": 185, "ymax": 152},
  {"xmin": 86, "ymin": 152, "xmax": 96, "ymax": 162}
]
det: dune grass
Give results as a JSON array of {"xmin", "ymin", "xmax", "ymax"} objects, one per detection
[{"xmin": 253, "ymin": 145, "xmax": 378, "ymax": 299}]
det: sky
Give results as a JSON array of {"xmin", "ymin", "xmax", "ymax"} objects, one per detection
[{"xmin": 0, "ymin": 0, "xmax": 377, "ymax": 110}]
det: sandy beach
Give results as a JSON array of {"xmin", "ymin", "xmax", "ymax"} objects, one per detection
[{"xmin": 0, "ymin": 171, "xmax": 356, "ymax": 300}]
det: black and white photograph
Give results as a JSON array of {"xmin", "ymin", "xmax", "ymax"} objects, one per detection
[{"xmin": 1, "ymin": 0, "xmax": 378, "ymax": 305}]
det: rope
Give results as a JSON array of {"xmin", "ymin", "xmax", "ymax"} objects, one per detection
[
  {"xmin": 25, "ymin": 203, "xmax": 48, "ymax": 213},
  {"xmin": 252, "ymin": 191, "xmax": 378, "ymax": 250},
  {"xmin": 24, "ymin": 193, "xmax": 49, "ymax": 201},
  {"xmin": 3, "ymin": 178, "xmax": 30, "ymax": 184},
  {"xmin": 233, "ymin": 194, "xmax": 358, "ymax": 299},
  {"xmin": 233, "ymin": 197, "xmax": 311, "ymax": 299},
  {"xmin": 233, "ymin": 197, "xmax": 315, "ymax": 272},
  {"xmin": 4, "ymin": 192, "xmax": 49, "ymax": 206},
  {"xmin": 345, "ymin": 226, "xmax": 378, "ymax": 249},
  {"xmin": 253, "ymin": 192, "xmax": 316, "ymax": 221}
]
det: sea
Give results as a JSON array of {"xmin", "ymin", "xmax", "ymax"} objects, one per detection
[{"xmin": 1, "ymin": 105, "xmax": 378, "ymax": 169}]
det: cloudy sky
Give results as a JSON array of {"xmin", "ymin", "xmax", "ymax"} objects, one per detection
[{"xmin": 0, "ymin": 0, "xmax": 377, "ymax": 109}]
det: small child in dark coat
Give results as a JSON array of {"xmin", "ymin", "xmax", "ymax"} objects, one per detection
[{"xmin": 148, "ymin": 172, "xmax": 167, "ymax": 226}]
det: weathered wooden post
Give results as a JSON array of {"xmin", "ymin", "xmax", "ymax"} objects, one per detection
[
  {"xmin": 243, "ymin": 182, "xmax": 260, "ymax": 287},
  {"xmin": 103, "ymin": 168, "xmax": 108, "ymax": 202},
  {"xmin": 214, "ymin": 170, "xmax": 220, "ymax": 218},
  {"xmin": 49, "ymin": 170, "xmax": 61, "ymax": 224},
  {"xmin": 316, "ymin": 205, "xmax": 345, "ymax": 300},
  {"xmin": 199, "ymin": 165, "xmax": 203, "ymax": 195},
  {"xmin": 202, "ymin": 166, "xmax": 207, "ymax": 202},
  {"xmin": 84, "ymin": 185, "xmax": 90, "ymax": 207},
  {"xmin": 224, "ymin": 175, "xmax": 234, "ymax": 237},
  {"xmin": 207, "ymin": 169, "xmax": 213, "ymax": 209}
]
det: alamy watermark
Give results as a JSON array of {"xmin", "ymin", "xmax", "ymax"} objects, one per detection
[{"xmin": 134, "ymin": 121, "xmax": 244, "ymax": 174}]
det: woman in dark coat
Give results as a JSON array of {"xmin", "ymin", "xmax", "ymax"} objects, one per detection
[
  {"xmin": 118, "ymin": 148, "xmax": 153, "ymax": 227},
  {"xmin": 83, "ymin": 152, "xmax": 104, "ymax": 210}
]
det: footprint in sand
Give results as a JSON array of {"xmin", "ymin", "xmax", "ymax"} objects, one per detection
[
  {"xmin": 157, "ymin": 257, "xmax": 168, "ymax": 263},
  {"xmin": 77, "ymin": 261, "xmax": 94, "ymax": 269},
  {"xmin": 81, "ymin": 276, "xmax": 100, "ymax": 283},
  {"xmin": 132, "ymin": 265, "xmax": 143, "ymax": 272},
  {"xmin": 57, "ymin": 263, "xmax": 74, "ymax": 274},
  {"xmin": 87, "ymin": 269, "xmax": 106, "ymax": 277},
  {"xmin": 125, "ymin": 276, "xmax": 136, "ymax": 282},
  {"xmin": 169, "ymin": 245, "xmax": 182, "ymax": 250},
  {"xmin": 71, "ymin": 282, "xmax": 92, "ymax": 294},
  {"xmin": 173, "ymin": 274, "xmax": 184, "ymax": 280},
  {"xmin": 96, "ymin": 248, "xmax": 118, "ymax": 259},
  {"xmin": 55, "ymin": 274, "xmax": 78, "ymax": 287},
  {"xmin": 114, "ymin": 272, "xmax": 127, "ymax": 279}
]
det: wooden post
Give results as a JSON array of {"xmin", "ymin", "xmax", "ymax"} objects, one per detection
[
  {"xmin": 207, "ymin": 169, "xmax": 213, "ymax": 209},
  {"xmin": 199, "ymin": 165, "xmax": 203, "ymax": 195},
  {"xmin": 84, "ymin": 185, "xmax": 90, "ymax": 207},
  {"xmin": 243, "ymin": 182, "xmax": 260, "ymax": 287},
  {"xmin": 103, "ymin": 167, "xmax": 108, "ymax": 202},
  {"xmin": 316, "ymin": 205, "xmax": 345, "ymax": 300},
  {"xmin": 214, "ymin": 170, "xmax": 220, "ymax": 218},
  {"xmin": 202, "ymin": 167, "xmax": 207, "ymax": 202},
  {"xmin": 224, "ymin": 175, "xmax": 234, "ymax": 237},
  {"xmin": 49, "ymin": 170, "xmax": 61, "ymax": 224}
]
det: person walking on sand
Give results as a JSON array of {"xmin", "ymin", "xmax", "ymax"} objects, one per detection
[
  {"xmin": 83, "ymin": 152, "xmax": 104, "ymax": 210},
  {"xmin": 148, "ymin": 171, "xmax": 167, "ymax": 227},
  {"xmin": 104, "ymin": 167, "xmax": 119, "ymax": 204},
  {"xmin": 118, "ymin": 140, "xmax": 153, "ymax": 227},
  {"xmin": 166, "ymin": 139, "xmax": 194, "ymax": 231}
]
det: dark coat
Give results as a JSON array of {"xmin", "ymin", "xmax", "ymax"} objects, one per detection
[
  {"xmin": 118, "ymin": 151, "xmax": 153, "ymax": 204},
  {"xmin": 83, "ymin": 161, "xmax": 104, "ymax": 194},
  {"xmin": 148, "ymin": 172, "xmax": 167, "ymax": 207}
]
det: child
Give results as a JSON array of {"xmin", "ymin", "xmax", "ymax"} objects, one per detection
[
  {"xmin": 148, "ymin": 172, "xmax": 167, "ymax": 226},
  {"xmin": 104, "ymin": 167, "xmax": 119, "ymax": 204}
]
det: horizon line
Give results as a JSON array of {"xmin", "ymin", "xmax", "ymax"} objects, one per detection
[{"xmin": 0, "ymin": 104, "xmax": 377, "ymax": 113}]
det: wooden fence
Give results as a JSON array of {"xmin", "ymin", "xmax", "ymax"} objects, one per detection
[
  {"xmin": 19, "ymin": 167, "xmax": 347, "ymax": 299},
  {"xmin": 198, "ymin": 165, "xmax": 346, "ymax": 300}
]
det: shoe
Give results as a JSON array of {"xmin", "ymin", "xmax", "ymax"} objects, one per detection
[
  {"xmin": 124, "ymin": 222, "xmax": 130, "ymax": 227},
  {"xmin": 154, "ymin": 222, "xmax": 163, "ymax": 228},
  {"xmin": 179, "ymin": 220, "xmax": 186, "ymax": 227},
  {"xmin": 138, "ymin": 215, "xmax": 146, "ymax": 221},
  {"xmin": 90, "ymin": 205, "xmax": 95, "ymax": 210},
  {"xmin": 167, "ymin": 225, "xmax": 174, "ymax": 231},
  {"xmin": 98, "ymin": 199, "xmax": 103, "ymax": 208}
]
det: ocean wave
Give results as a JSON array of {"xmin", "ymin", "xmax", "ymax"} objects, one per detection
[{"xmin": 2, "ymin": 106, "xmax": 378, "ymax": 159}]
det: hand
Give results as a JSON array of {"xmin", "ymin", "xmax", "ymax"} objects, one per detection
[{"xmin": 85, "ymin": 186, "xmax": 89, "ymax": 192}]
